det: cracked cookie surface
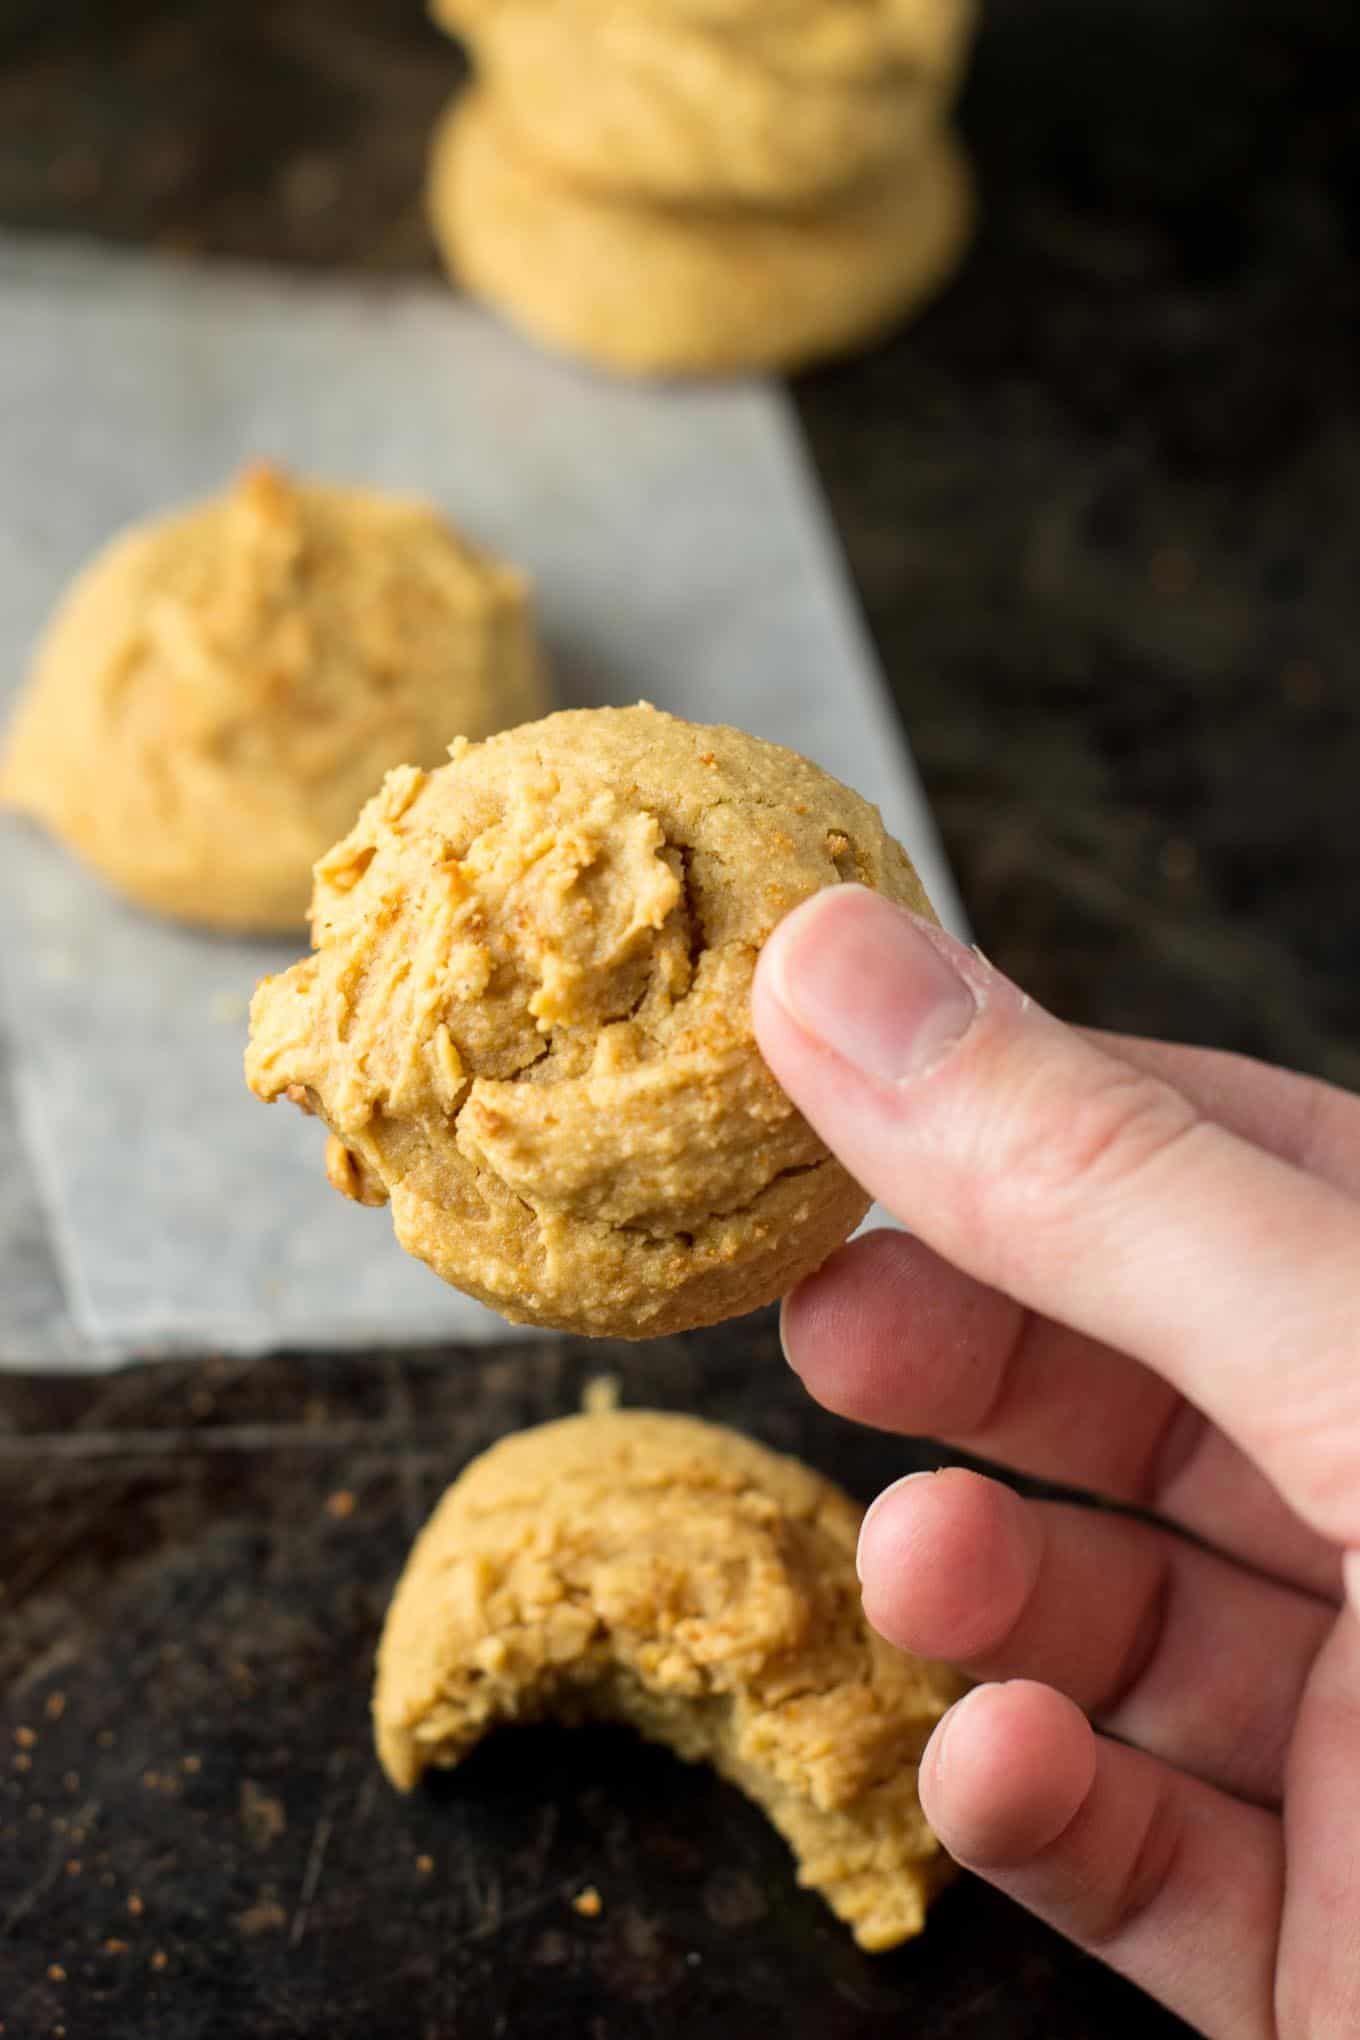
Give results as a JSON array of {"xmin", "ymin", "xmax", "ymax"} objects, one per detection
[
  {"xmin": 0, "ymin": 462, "xmax": 545, "ymax": 933},
  {"xmin": 245, "ymin": 703, "xmax": 933, "ymax": 1336},
  {"xmin": 374, "ymin": 1409, "xmax": 962, "ymax": 1950}
]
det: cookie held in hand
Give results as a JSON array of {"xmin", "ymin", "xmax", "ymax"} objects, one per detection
[
  {"xmin": 245, "ymin": 704, "xmax": 934, "ymax": 1337},
  {"xmin": 373, "ymin": 1410, "xmax": 962, "ymax": 1950}
]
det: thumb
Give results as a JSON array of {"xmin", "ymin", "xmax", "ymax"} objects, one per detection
[{"xmin": 752, "ymin": 886, "xmax": 1360, "ymax": 1558}]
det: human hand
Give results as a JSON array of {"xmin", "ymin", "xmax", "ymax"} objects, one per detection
[{"xmin": 752, "ymin": 886, "xmax": 1360, "ymax": 2039}]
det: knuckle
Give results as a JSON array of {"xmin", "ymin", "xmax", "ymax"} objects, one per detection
[
  {"xmin": 1140, "ymin": 1398, "xmax": 1210, "ymax": 1513},
  {"xmin": 1083, "ymin": 1778, "xmax": 1184, "ymax": 1949},
  {"xmin": 1094, "ymin": 1564, "xmax": 1173, "ymax": 1722},
  {"xmin": 980, "ymin": 1063, "xmax": 1203, "ymax": 1247},
  {"xmin": 1025, "ymin": 1067, "xmax": 1201, "ymax": 1198}
]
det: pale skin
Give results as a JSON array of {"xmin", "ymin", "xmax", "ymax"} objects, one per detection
[{"xmin": 751, "ymin": 885, "xmax": 1360, "ymax": 2040}]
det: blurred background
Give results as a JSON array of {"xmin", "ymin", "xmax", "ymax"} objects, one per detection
[{"xmin": 2, "ymin": 0, "xmax": 1357, "ymax": 1076}]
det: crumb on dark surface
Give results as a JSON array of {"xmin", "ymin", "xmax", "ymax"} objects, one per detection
[{"xmin": 0, "ymin": 1331, "xmax": 1193, "ymax": 2037}]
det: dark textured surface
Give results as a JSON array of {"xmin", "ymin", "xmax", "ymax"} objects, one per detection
[
  {"xmin": 801, "ymin": 0, "xmax": 1360, "ymax": 1077},
  {"xmin": 0, "ymin": 1334, "xmax": 1188, "ymax": 2040},
  {"xmin": 1, "ymin": 0, "xmax": 1357, "ymax": 2034}
]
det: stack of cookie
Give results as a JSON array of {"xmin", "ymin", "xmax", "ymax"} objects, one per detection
[{"xmin": 426, "ymin": 0, "xmax": 978, "ymax": 378}]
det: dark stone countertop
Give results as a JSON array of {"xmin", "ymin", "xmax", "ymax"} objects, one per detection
[{"xmin": 0, "ymin": 3, "xmax": 1357, "ymax": 2035}]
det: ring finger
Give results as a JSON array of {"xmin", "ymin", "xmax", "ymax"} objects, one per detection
[{"xmin": 857, "ymin": 1465, "xmax": 1333, "ymax": 1805}]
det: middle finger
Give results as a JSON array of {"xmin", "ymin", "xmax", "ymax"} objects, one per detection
[
  {"xmin": 856, "ymin": 1465, "xmax": 1334, "ymax": 1807},
  {"xmin": 785, "ymin": 1225, "xmax": 1344, "ymax": 1601}
]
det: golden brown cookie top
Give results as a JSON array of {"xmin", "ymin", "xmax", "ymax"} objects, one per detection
[
  {"xmin": 437, "ymin": 0, "xmax": 974, "ymax": 82},
  {"xmin": 87, "ymin": 461, "xmax": 529, "ymax": 787},
  {"xmin": 246, "ymin": 705, "xmax": 931, "ymax": 1332},
  {"xmin": 0, "ymin": 462, "xmax": 545, "ymax": 933},
  {"xmin": 374, "ymin": 1409, "xmax": 963, "ymax": 1948}
]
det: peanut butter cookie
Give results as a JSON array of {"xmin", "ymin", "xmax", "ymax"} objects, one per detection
[
  {"xmin": 439, "ymin": 0, "xmax": 971, "ymax": 208},
  {"xmin": 438, "ymin": 0, "xmax": 973, "ymax": 80},
  {"xmin": 0, "ymin": 463, "xmax": 546, "ymax": 934},
  {"xmin": 427, "ymin": 92, "xmax": 972, "ymax": 378},
  {"xmin": 374, "ymin": 1409, "xmax": 962, "ymax": 1950},
  {"xmin": 245, "ymin": 704, "xmax": 934, "ymax": 1337}
]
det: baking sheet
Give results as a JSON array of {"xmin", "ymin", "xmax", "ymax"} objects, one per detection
[{"xmin": 0, "ymin": 234, "xmax": 965, "ymax": 1370}]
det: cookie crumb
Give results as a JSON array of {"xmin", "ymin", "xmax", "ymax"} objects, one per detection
[
  {"xmin": 102, "ymin": 1938, "xmax": 129, "ymax": 1956},
  {"xmin": 572, "ymin": 1886, "xmax": 603, "ymax": 1919},
  {"xmin": 182, "ymin": 1754, "xmax": 202, "ymax": 1775},
  {"xmin": 581, "ymin": 1376, "xmax": 620, "ymax": 1417},
  {"xmin": 127, "ymin": 1894, "xmax": 145, "ymax": 1918},
  {"xmin": 325, "ymin": 1489, "xmax": 358, "ymax": 1520},
  {"xmin": 240, "ymin": 1780, "xmax": 287, "ymax": 1847},
  {"xmin": 46, "ymin": 1964, "xmax": 66, "ymax": 1983},
  {"xmin": 44, "ymin": 1693, "xmax": 66, "ymax": 1722},
  {"xmin": 150, "ymin": 1950, "xmax": 168, "ymax": 1972},
  {"xmin": 237, "ymin": 1899, "xmax": 288, "ymax": 1936},
  {"xmin": 14, "ymin": 1726, "xmax": 36, "ymax": 1749},
  {"xmin": 416, "ymin": 1854, "xmax": 435, "ymax": 1876}
]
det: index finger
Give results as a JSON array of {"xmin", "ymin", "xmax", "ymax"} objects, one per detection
[{"xmin": 753, "ymin": 888, "xmax": 1360, "ymax": 1559}]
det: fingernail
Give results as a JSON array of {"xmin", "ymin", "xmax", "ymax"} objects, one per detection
[
  {"xmin": 1345, "ymin": 1551, "xmax": 1360, "ymax": 1620},
  {"xmin": 855, "ymin": 1469, "xmax": 938, "ymax": 1581},
  {"xmin": 926, "ymin": 1683, "xmax": 996, "ymax": 1781},
  {"xmin": 769, "ymin": 890, "xmax": 977, "ymax": 1085},
  {"xmin": 777, "ymin": 1295, "xmax": 802, "ymax": 1375}
]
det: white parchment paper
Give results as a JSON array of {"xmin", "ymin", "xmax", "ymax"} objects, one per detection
[{"xmin": 0, "ymin": 235, "xmax": 965, "ymax": 1371}]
